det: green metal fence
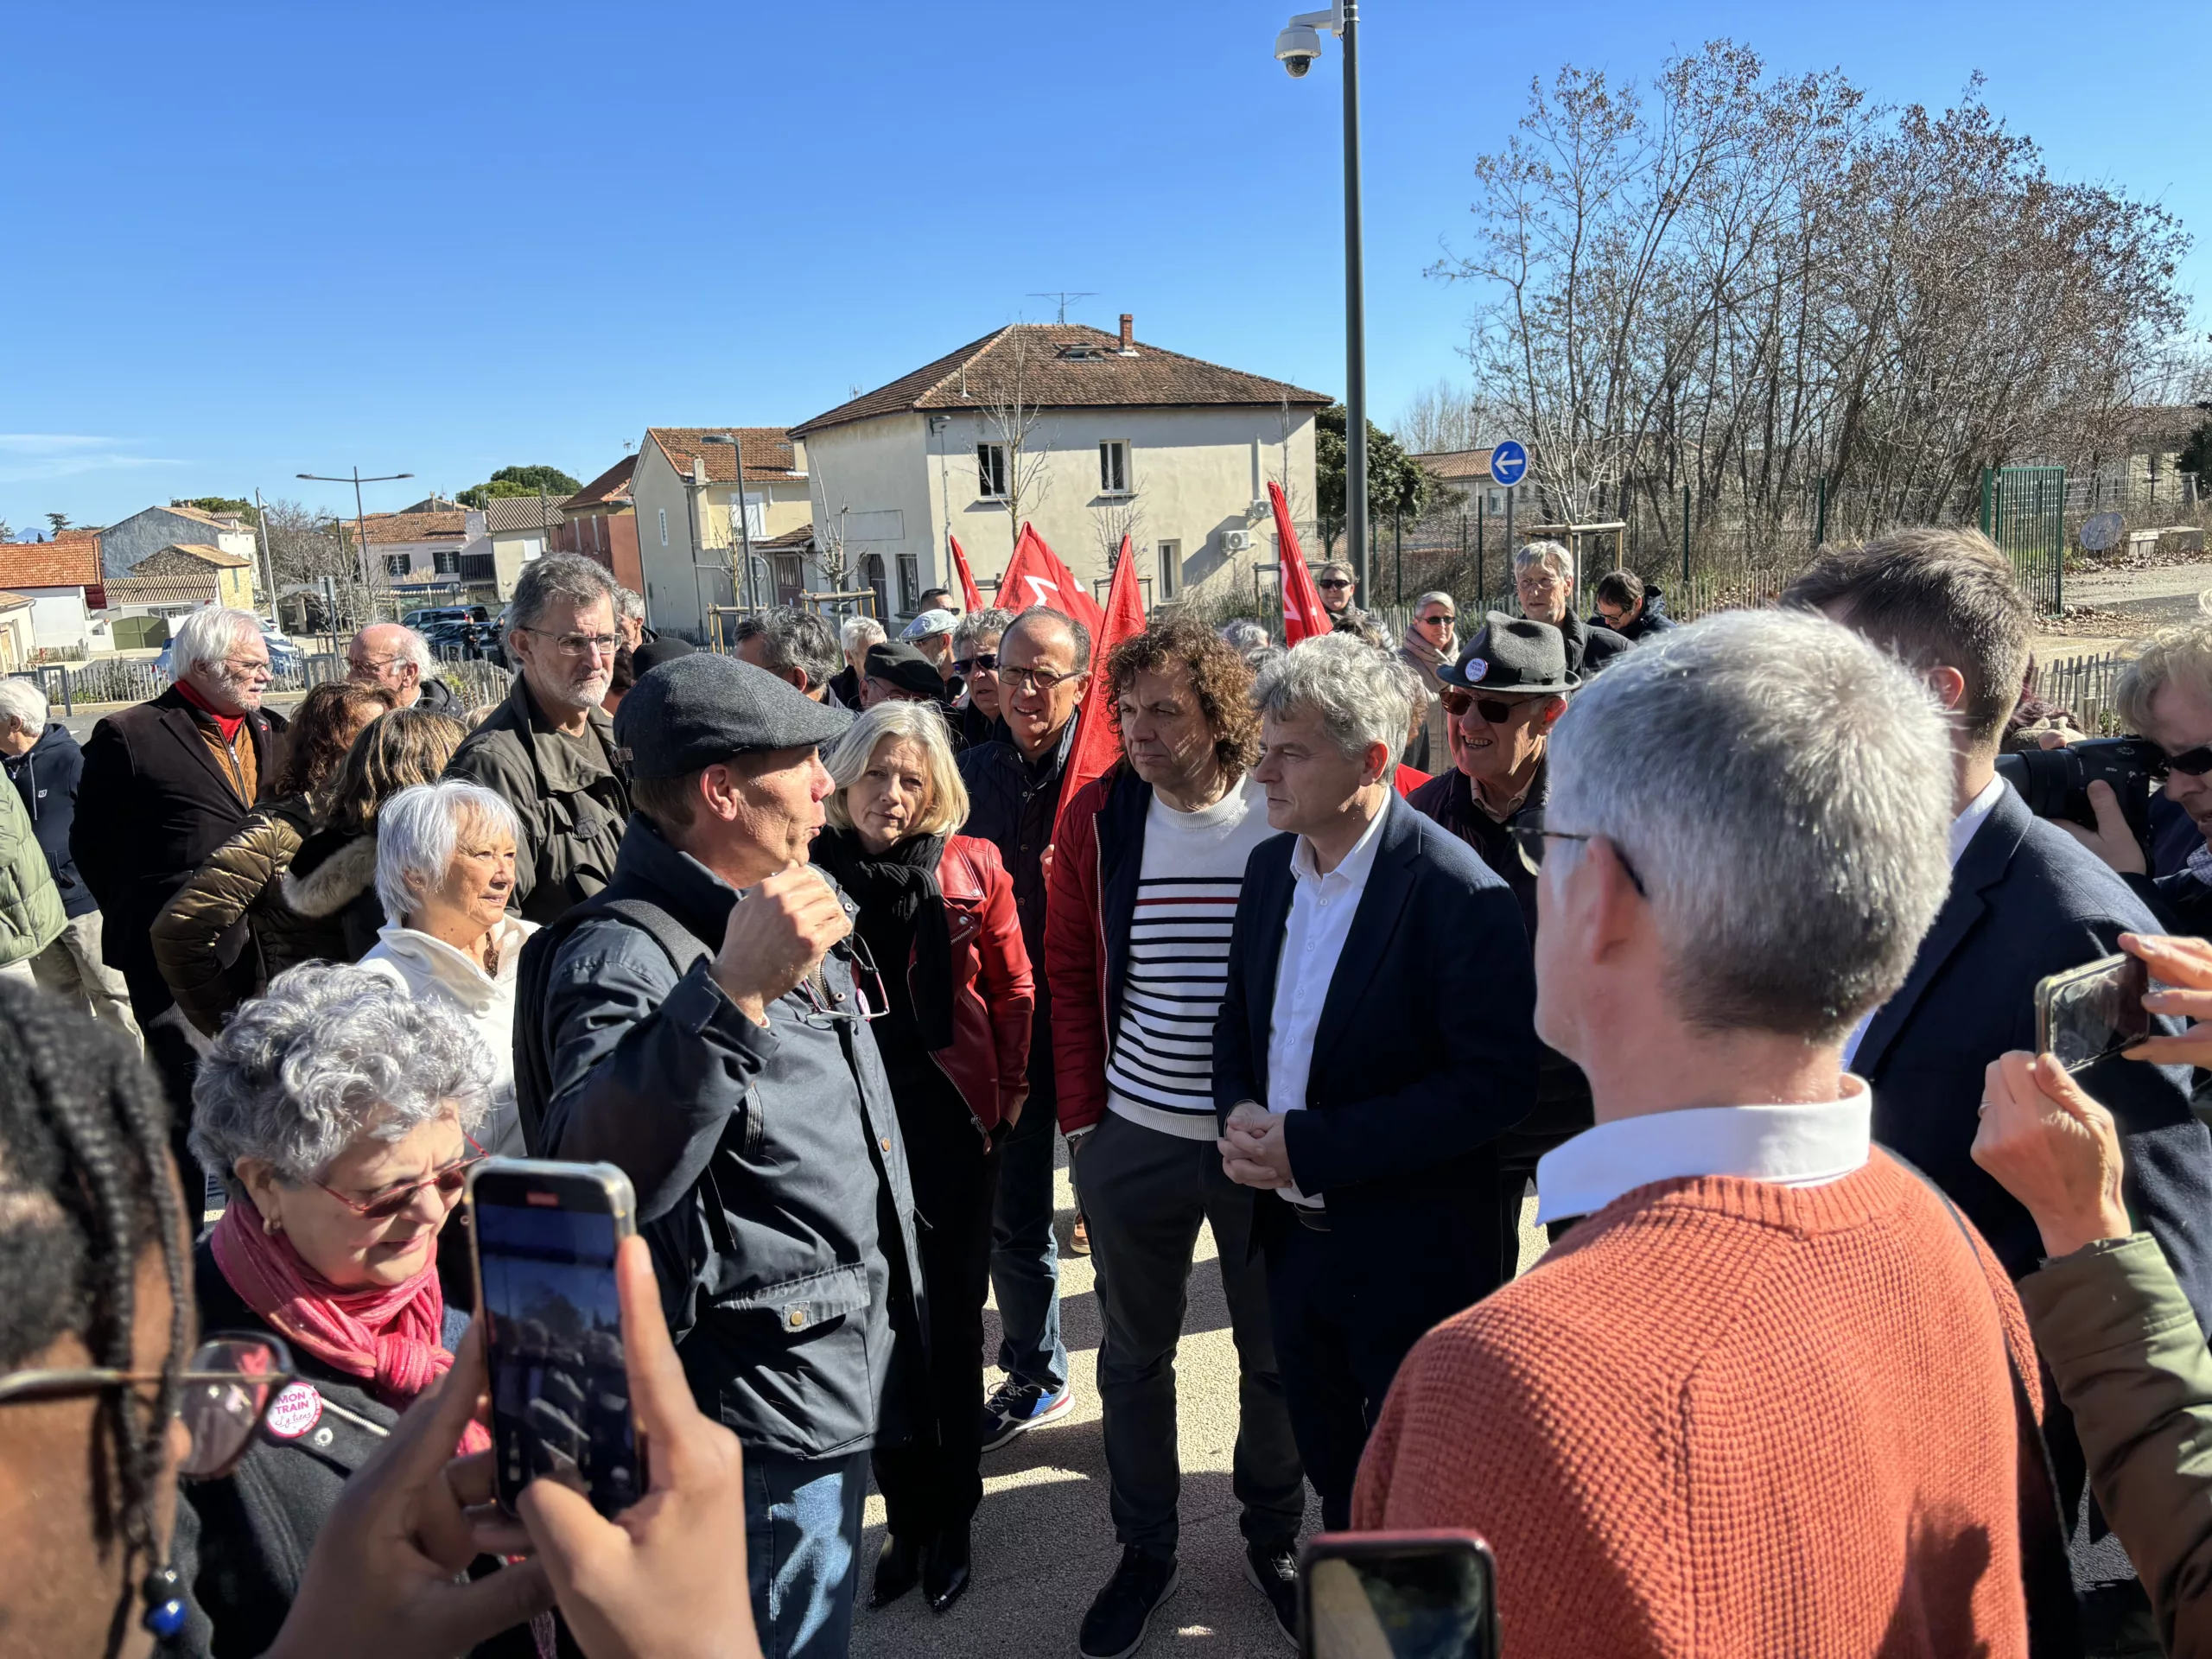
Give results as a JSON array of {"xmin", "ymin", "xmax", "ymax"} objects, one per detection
[{"xmin": 1981, "ymin": 466, "xmax": 2067, "ymax": 613}]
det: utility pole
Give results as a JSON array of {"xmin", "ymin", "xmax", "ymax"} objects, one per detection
[
  {"xmin": 251, "ymin": 487, "xmax": 279, "ymax": 620},
  {"xmin": 1341, "ymin": 0, "xmax": 1368, "ymax": 602}
]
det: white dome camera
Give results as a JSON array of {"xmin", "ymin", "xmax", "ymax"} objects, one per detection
[{"xmin": 1274, "ymin": 22, "xmax": 1323, "ymax": 76}]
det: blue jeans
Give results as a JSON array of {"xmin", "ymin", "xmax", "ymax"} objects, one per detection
[
  {"xmin": 989, "ymin": 1094, "xmax": 1069, "ymax": 1392},
  {"xmin": 744, "ymin": 1448, "xmax": 868, "ymax": 1659}
]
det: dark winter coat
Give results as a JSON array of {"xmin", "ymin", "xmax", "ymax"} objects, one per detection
[
  {"xmin": 72, "ymin": 685, "xmax": 285, "ymax": 1001},
  {"xmin": 1589, "ymin": 585, "xmax": 1678, "ymax": 642},
  {"xmin": 3, "ymin": 721, "xmax": 96, "ymax": 917},
  {"xmin": 1554, "ymin": 611, "xmax": 1633, "ymax": 678},
  {"xmin": 277, "ymin": 825, "xmax": 385, "ymax": 963}
]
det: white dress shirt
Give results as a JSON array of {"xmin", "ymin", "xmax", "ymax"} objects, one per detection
[
  {"xmin": 1839, "ymin": 772, "xmax": 2007, "ymax": 1068},
  {"xmin": 1263, "ymin": 802, "xmax": 1390, "ymax": 1207},
  {"xmin": 1534, "ymin": 1073, "xmax": 1873, "ymax": 1224}
]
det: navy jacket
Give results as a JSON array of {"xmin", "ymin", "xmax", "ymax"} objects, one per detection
[
  {"xmin": 3, "ymin": 721, "xmax": 94, "ymax": 918},
  {"xmin": 1212, "ymin": 796, "xmax": 1541, "ymax": 1274}
]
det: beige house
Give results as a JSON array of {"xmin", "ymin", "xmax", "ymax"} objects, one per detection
[
  {"xmin": 0, "ymin": 592, "xmax": 35, "ymax": 671},
  {"xmin": 790, "ymin": 315, "xmax": 1328, "ymax": 620},
  {"xmin": 105, "ymin": 543, "xmax": 258, "ymax": 616},
  {"xmin": 345, "ymin": 509, "xmax": 496, "ymax": 605},
  {"xmin": 629, "ymin": 429, "xmax": 812, "ymax": 639},
  {"xmin": 481, "ymin": 496, "xmax": 569, "ymax": 600}
]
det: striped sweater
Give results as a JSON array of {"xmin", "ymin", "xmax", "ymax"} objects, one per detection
[{"xmin": 1104, "ymin": 778, "xmax": 1278, "ymax": 1139}]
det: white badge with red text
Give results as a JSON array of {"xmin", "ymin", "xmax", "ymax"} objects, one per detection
[{"xmin": 264, "ymin": 1382, "xmax": 323, "ymax": 1440}]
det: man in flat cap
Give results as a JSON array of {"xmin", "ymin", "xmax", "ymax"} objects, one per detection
[{"xmin": 515, "ymin": 651, "xmax": 925, "ymax": 1659}]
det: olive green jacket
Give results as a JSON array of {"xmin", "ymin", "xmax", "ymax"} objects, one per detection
[
  {"xmin": 2018, "ymin": 1232, "xmax": 2212, "ymax": 1658},
  {"xmin": 0, "ymin": 773, "xmax": 66, "ymax": 967}
]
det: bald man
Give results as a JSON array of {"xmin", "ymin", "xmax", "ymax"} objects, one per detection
[{"xmin": 347, "ymin": 622, "xmax": 458, "ymax": 713}]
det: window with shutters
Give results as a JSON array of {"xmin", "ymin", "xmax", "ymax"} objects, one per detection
[
  {"xmin": 433, "ymin": 549, "xmax": 459, "ymax": 575},
  {"xmin": 385, "ymin": 554, "xmax": 410, "ymax": 578}
]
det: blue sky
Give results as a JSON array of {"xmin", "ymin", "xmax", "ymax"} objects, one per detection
[{"xmin": 1, "ymin": 0, "xmax": 2200, "ymax": 535}]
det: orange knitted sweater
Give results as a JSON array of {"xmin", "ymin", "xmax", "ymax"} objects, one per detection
[{"xmin": 1352, "ymin": 1151, "xmax": 2038, "ymax": 1658}]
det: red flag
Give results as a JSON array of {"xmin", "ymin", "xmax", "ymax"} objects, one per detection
[
  {"xmin": 998, "ymin": 523, "xmax": 1104, "ymax": 634},
  {"xmin": 1269, "ymin": 482, "xmax": 1330, "ymax": 645},
  {"xmin": 946, "ymin": 533, "xmax": 984, "ymax": 613},
  {"xmin": 1054, "ymin": 535, "xmax": 1147, "ymax": 843}
]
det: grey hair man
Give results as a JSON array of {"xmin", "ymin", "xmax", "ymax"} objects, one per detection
[
  {"xmin": 1357, "ymin": 612, "xmax": 2046, "ymax": 1656},
  {"xmin": 1219, "ymin": 619, "xmax": 1273, "ymax": 664},
  {"xmin": 1786, "ymin": 530, "xmax": 2212, "ymax": 1592},
  {"xmin": 1514, "ymin": 542, "xmax": 1629, "ymax": 677},
  {"xmin": 0, "ymin": 677, "xmax": 138, "ymax": 1040},
  {"xmin": 950, "ymin": 605, "xmax": 1014, "ymax": 741},
  {"xmin": 615, "ymin": 585, "xmax": 649, "ymax": 648},
  {"xmin": 346, "ymin": 621, "xmax": 454, "ymax": 713},
  {"xmin": 730, "ymin": 607, "xmax": 842, "ymax": 703},
  {"xmin": 835, "ymin": 615, "xmax": 887, "ymax": 709},
  {"xmin": 516, "ymin": 651, "xmax": 920, "ymax": 1659},
  {"xmin": 1212, "ymin": 631, "xmax": 1540, "ymax": 1536},
  {"xmin": 445, "ymin": 555, "xmax": 629, "ymax": 925},
  {"xmin": 73, "ymin": 603, "xmax": 286, "ymax": 1163}
]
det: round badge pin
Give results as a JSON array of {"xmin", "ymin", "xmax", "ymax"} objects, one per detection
[
  {"xmin": 264, "ymin": 1381, "xmax": 324, "ymax": 1440},
  {"xmin": 1465, "ymin": 659, "xmax": 1489, "ymax": 683}
]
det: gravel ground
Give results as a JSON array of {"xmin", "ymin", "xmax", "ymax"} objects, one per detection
[{"xmin": 2035, "ymin": 554, "xmax": 2212, "ymax": 658}]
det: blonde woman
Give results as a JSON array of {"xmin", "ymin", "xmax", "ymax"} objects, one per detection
[{"xmin": 811, "ymin": 700, "xmax": 1033, "ymax": 1615}]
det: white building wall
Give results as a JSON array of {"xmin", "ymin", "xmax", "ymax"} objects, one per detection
[
  {"xmin": 802, "ymin": 415, "xmax": 937, "ymax": 619},
  {"xmin": 21, "ymin": 587, "xmax": 93, "ymax": 652}
]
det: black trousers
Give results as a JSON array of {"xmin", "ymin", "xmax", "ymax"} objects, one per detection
[
  {"xmin": 1263, "ymin": 1200, "xmax": 1502, "ymax": 1531},
  {"xmin": 124, "ymin": 964, "xmax": 207, "ymax": 1192},
  {"xmin": 873, "ymin": 1077, "xmax": 1000, "ymax": 1542},
  {"xmin": 1076, "ymin": 1111, "xmax": 1304, "ymax": 1559}
]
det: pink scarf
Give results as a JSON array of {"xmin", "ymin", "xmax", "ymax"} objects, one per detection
[{"xmin": 212, "ymin": 1196, "xmax": 487, "ymax": 1452}]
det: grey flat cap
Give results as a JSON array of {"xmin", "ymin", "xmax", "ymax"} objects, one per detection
[
  {"xmin": 900, "ymin": 608, "xmax": 957, "ymax": 641},
  {"xmin": 614, "ymin": 651, "xmax": 850, "ymax": 779}
]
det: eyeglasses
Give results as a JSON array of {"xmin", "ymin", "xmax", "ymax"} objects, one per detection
[
  {"xmin": 1508, "ymin": 810, "xmax": 1647, "ymax": 896},
  {"xmin": 1000, "ymin": 663, "xmax": 1076, "ymax": 694},
  {"xmin": 2161, "ymin": 744, "xmax": 2212, "ymax": 778},
  {"xmin": 1440, "ymin": 687, "xmax": 1539, "ymax": 724},
  {"xmin": 522, "ymin": 628, "xmax": 620, "ymax": 660},
  {"xmin": 224, "ymin": 656, "xmax": 273, "ymax": 677},
  {"xmin": 1418, "ymin": 613, "xmax": 1456, "ymax": 628},
  {"xmin": 952, "ymin": 652, "xmax": 1000, "ymax": 675},
  {"xmin": 1517, "ymin": 573, "xmax": 1564, "ymax": 590},
  {"xmin": 1318, "ymin": 579, "xmax": 1352, "ymax": 592},
  {"xmin": 312, "ymin": 1138, "xmax": 486, "ymax": 1221},
  {"xmin": 0, "ymin": 1333, "xmax": 295, "ymax": 1480}
]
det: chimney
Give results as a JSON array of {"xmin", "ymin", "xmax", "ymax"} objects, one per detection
[{"xmin": 1119, "ymin": 313, "xmax": 1135, "ymax": 353}]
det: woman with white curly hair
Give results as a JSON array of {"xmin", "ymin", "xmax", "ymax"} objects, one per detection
[{"xmin": 175, "ymin": 962, "xmax": 498, "ymax": 1656}]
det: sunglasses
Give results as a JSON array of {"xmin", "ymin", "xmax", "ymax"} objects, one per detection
[
  {"xmin": 2163, "ymin": 745, "xmax": 2212, "ymax": 778},
  {"xmin": 952, "ymin": 652, "xmax": 999, "ymax": 675},
  {"xmin": 1318, "ymin": 579, "xmax": 1352, "ymax": 591},
  {"xmin": 1440, "ymin": 688, "xmax": 1538, "ymax": 724},
  {"xmin": 1418, "ymin": 613, "xmax": 1457, "ymax": 628},
  {"xmin": 1508, "ymin": 810, "xmax": 1648, "ymax": 897},
  {"xmin": 313, "ymin": 1138, "xmax": 486, "ymax": 1221},
  {"xmin": 0, "ymin": 1333, "xmax": 296, "ymax": 1480}
]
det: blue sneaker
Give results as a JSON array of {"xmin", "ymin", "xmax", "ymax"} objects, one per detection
[{"xmin": 979, "ymin": 1377, "xmax": 1073, "ymax": 1452}]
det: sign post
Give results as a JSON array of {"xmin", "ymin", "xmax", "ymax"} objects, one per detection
[{"xmin": 1490, "ymin": 440, "xmax": 1527, "ymax": 582}]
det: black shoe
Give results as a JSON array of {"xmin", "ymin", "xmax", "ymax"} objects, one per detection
[
  {"xmin": 1244, "ymin": 1538, "xmax": 1299, "ymax": 1648},
  {"xmin": 1078, "ymin": 1547, "xmax": 1180, "ymax": 1659},
  {"xmin": 871, "ymin": 1532, "xmax": 922, "ymax": 1608},
  {"xmin": 924, "ymin": 1525, "xmax": 972, "ymax": 1613},
  {"xmin": 978, "ymin": 1377, "xmax": 1074, "ymax": 1452}
]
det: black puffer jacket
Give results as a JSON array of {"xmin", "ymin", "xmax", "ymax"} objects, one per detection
[{"xmin": 3, "ymin": 721, "xmax": 95, "ymax": 918}]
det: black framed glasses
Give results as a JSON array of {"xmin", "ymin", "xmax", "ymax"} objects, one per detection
[
  {"xmin": 1417, "ymin": 613, "xmax": 1456, "ymax": 629},
  {"xmin": 1000, "ymin": 663, "xmax": 1074, "ymax": 693},
  {"xmin": 1318, "ymin": 578, "xmax": 1352, "ymax": 591},
  {"xmin": 1508, "ymin": 810, "xmax": 1647, "ymax": 896},
  {"xmin": 1440, "ymin": 687, "xmax": 1538, "ymax": 725},
  {"xmin": 0, "ymin": 1332, "xmax": 296, "ymax": 1480},
  {"xmin": 2162, "ymin": 744, "xmax": 2212, "ymax": 778},
  {"xmin": 952, "ymin": 652, "xmax": 1000, "ymax": 675}
]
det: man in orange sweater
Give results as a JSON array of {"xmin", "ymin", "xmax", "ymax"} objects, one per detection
[{"xmin": 1353, "ymin": 608, "xmax": 2053, "ymax": 1658}]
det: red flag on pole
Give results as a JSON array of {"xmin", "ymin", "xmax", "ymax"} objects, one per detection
[
  {"xmin": 1269, "ymin": 482, "xmax": 1331, "ymax": 645},
  {"xmin": 998, "ymin": 523, "xmax": 1105, "ymax": 634},
  {"xmin": 1053, "ymin": 535, "xmax": 1147, "ymax": 843},
  {"xmin": 947, "ymin": 533, "xmax": 984, "ymax": 613}
]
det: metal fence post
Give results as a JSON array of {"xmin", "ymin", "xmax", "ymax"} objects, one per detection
[
  {"xmin": 1815, "ymin": 474, "xmax": 1827, "ymax": 550},
  {"xmin": 1680, "ymin": 484, "xmax": 1691, "ymax": 588}
]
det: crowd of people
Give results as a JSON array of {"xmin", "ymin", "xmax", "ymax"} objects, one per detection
[{"xmin": 13, "ymin": 531, "xmax": 2212, "ymax": 1659}]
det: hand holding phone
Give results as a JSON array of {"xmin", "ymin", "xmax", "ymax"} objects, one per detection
[
  {"xmin": 2034, "ymin": 952, "xmax": 2152, "ymax": 1074},
  {"xmin": 517, "ymin": 1234, "xmax": 761, "ymax": 1659}
]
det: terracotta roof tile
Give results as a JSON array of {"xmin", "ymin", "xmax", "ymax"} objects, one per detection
[
  {"xmin": 0, "ymin": 531, "xmax": 103, "ymax": 588},
  {"xmin": 791, "ymin": 324, "xmax": 1331, "ymax": 435},
  {"xmin": 758, "ymin": 523, "xmax": 816, "ymax": 550},
  {"xmin": 346, "ymin": 511, "xmax": 468, "ymax": 545},
  {"xmin": 1416, "ymin": 448, "xmax": 1503, "ymax": 481},
  {"xmin": 162, "ymin": 504, "xmax": 248, "ymax": 530},
  {"xmin": 559, "ymin": 454, "xmax": 637, "ymax": 512},
  {"xmin": 156, "ymin": 543, "xmax": 253, "ymax": 569},
  {"xmin": 481, "ymin": 497, "xmax": 564, "ymax": 533},
  {"xmin": 0, "ymin": 589, "xmax": 31, "ymax": 609},
  {"xmin": 106, "ymin": 574, "xmax": 223, "ymax": 605},
  {"xmin": 647, "ymin": 428, "xmax": 803, "ymax": 484}
]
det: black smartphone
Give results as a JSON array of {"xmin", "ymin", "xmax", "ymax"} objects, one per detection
[
  {"xmin": 2036, "ymin": 952, "xmax": 2152, "ymax": 1074},
  {"xmin": 1300, "ymin": 1529, "xmax": 1497, "ymax": 1659},
  {"xmin": 467, "ymin": 1158, "xmax": 645, "ymax": 1519}
]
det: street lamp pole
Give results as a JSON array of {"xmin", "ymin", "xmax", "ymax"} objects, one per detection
[
  {"xmin": 297, "ymin": 467, "xmax": 414, "ymax": 627},
  {"xmin": 1275, "ymin": 1, "xmax": 1369, "ymax": 601},
  {"xmin": 702, "ymin": 435, "xmax": 759, "ymax": 610}
]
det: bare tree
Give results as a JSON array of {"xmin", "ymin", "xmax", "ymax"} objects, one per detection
[
  {"xmin": 1392, "ymin": 379, "xmax": 1500, "ymax": 454},
  {"xmin": 973, "ymin": 327, "xmax": 1055, "ymax": 556}
]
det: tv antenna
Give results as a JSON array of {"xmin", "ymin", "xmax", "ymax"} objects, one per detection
[{"xmin": 1027, "ymin": 291, "xmax": 1097, "ymax": 325}]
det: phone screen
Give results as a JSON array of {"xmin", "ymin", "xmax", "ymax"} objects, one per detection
[
  {"xmin": 2042, "ymin": 954, "xmax": 2152, "ymax": 1074},
  {"xmin": 1305, "ymin": 1539, "xmax": 1495, "ymax": 1659},
  {"xmin": 475, "ymin": 1192, "xmax": 642, "ymax": 1516}
]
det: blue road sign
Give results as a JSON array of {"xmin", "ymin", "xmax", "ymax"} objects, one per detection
[{"xmin": 1489, "ymin": 440, "xmax": 1529, "ymax": 486}]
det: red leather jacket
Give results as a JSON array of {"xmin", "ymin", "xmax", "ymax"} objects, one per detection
[{"xmin": 918, "ymin": 834, "xmax": 1035, "ymax": 1135}]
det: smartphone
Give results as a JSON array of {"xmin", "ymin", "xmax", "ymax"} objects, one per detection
[
  {"xmin": 2036, "ymin": 952, "xmax": 2152, "ymax": 1074},
  {"xmin": 1300, "ymin": 1530, "xmax": 1497, "ymax": 1659},
  {"xmin": 467, "ymin": 1158, "xmax": 645, "ymax": 1519}
]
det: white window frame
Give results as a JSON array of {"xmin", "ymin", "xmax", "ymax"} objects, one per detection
[
  {"xmin": 1099, "ymin": 440, "xmax": 1130, "ymax": 497},
  {"xmin": 1155, "ymin": 537, "xmax": 1180, "ymax": 600},
  {"xmin": 384, "ymin": 553, "xmax": 410, "ymax": 579},
  {"xmin": 976, "ymin": 443, "xmax": 1008, "ymax": 500},
  {"xmin": 658, "ymin": 507, "xmax": 669, "ymax": 546}
]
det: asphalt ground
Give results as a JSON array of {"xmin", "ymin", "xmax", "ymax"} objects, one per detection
[{"xmin": 850, "ymin": 1134, "xmax": 1548, "ymax": 1659}]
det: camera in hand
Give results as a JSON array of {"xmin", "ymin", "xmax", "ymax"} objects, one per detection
[{"xmin": 1994, "ymin": 737, "xmax": 2164, "ymax": 855}]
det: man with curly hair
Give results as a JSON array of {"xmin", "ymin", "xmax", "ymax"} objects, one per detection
[{"xmin": 1043, "ymin": 613, "xmax": 1306, "ymax": 1655}]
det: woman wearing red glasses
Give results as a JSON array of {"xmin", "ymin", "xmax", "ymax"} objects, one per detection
[{"xmin": 175, "ymin": 961, "xmax": 496, "ymax": 1656}]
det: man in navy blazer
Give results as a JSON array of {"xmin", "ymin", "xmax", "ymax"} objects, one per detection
[
  {"xmin": 1789, "ymin": 531, "xmax": 2212, "ymax": 1529},
  {"xmin": 1214, "ymin": 635, "xmax": 1540, "ymax": 1531}
]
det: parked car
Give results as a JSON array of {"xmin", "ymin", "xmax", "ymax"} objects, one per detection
[
  {"xmin": 403, "ymin": 605, "xmax": 490, "ymax": 630},
  {"xmin": 156, "ymin": 625, "xmax": 303, "ymax": 679}
]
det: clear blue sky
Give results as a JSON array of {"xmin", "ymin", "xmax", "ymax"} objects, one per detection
[{"xmin": 1, "ymin": 0, "xmax": 2199, "ymax": 535}]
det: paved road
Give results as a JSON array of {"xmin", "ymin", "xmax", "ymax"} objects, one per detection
[
  {"xmin": 851, "ymin": 1137, "xmax": 1546, "ymax": 1659},
  {"xmin": 53, "ymin": 690, "xmax": 308, "ymax": 743}
]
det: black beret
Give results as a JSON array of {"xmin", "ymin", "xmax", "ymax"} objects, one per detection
[
  {"xmin": 865, "ymin": 641, "xmax": 948, "ymax": 702},
  {"xmin": 614, "ymin": 651, "xmax": 850, "ymax": 779}
]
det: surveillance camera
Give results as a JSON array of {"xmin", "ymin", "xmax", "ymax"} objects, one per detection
[{"xmin": 1274, "ymin": 22, "xmax": 1321, "ymax": 76}]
